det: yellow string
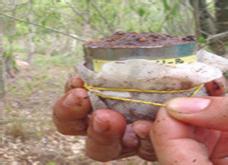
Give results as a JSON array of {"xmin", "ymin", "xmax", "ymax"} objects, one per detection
[
  {"xmin": 84, "ymin": 84, "xmax": 202, "ymax": 94},
  {"xmin": 84, "ymin": 84, "xmax": 204, "ymax": 107},
  {"xmin": 190, "ymin": 84, "xmax": 204, "ymax": 96}
]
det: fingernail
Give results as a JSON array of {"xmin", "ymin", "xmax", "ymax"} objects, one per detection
[
  {"xmin": 93, "ymin": 114, "xmax": 109, "ymax": 133},
  {"xmin": 166, "ymin": 98, "xmax": 211, "ymax": 113}
]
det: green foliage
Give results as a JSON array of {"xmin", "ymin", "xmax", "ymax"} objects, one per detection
[
  {"xmin": 162, "ymin": 0, "xmax": 170, "ymax": 10},
  {"xmin": 0, "ymin": 0, "xmax": 197, "ymax": 74},
  {"xmin": 16, "ymin": 22, "xmax": 29, "ymax": 36},
  {"xmin": 2, "ymin": 0, "xmax": 196, "ymax": 41},
  {"xmin": 197, "ymin": 35, "xmax": 207, "ymax": 44}
]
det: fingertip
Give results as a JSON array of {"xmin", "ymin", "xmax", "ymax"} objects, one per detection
[
  {"xmin": 165, "ymin": 97, "xmax": 211, "ymax": 114},
  {"xmin": 92, "ymin": 111, "xmax": 110, "ymax": 133},
  {"xmin": 65, "ymin": 76, "xmax": 84, "ymax": 92},
  {"xmin": 91, "ymin": 109, "xmax": 126, "ymax": 136},
  {"xmin": 205, "ymin": 79, "xmax": 225, "ymax": 96},
  {"xmin": 71, "ymin": 76, "xmax": 84, "ymax": 88},
  {"xmin": 165, "ymin": 97, "xmax": 228, "ymax": 131},
  {"xmin": 122, "ymin": 125, "xmax": 139, "ymax": 151},
  {"xmin": 133, "ymin": 120, "xmax": 152, "ymax": 139},
  {"xmin": 86, "ymin": 109, "xmax": 126, "ymax": 161},
  {"xmin": 53, "ymin": 88, "xmax": 91, "ymax": 121}
]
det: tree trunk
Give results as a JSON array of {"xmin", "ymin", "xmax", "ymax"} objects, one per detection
[
  {"xmin": 210, "ymin": 0, "xmax": 228, "ymax": 55},
  {"xmin": 190, "ymin": 0, "xmax": 217, "ymax": 37},
  {"xmin": 27, "ymin": 0, "xmax": 36, "ymax": 63},
  {"xmin": 215, "ymin": 0, "xmax": 228, "ymax": 33},
  {"xmin": 27, "ymin": 17, "xmax": 36, "ymax": 63},
  {"xmin": 4, "ymin": 0, "xmax": 17, "ymax": 77},
  {"xmin": 0, "ymin": 16, "xmax": 5, "ymax": 123},
  {"xmin": 0, "ymin": 24, "xmax": 5, "ymax": 97},
  {"xmin": 190, "ymin": 0, "xmax": 226, "ymax": 55}
]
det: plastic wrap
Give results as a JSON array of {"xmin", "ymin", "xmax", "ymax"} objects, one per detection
[{"xmin": 77, "ymin": 50, "xmax": 228, "ymax": 122}]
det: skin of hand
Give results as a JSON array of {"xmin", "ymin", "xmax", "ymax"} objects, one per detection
[
  {"xmin": 53, "ymin": 76, "xmax": 226, "ymax": 162},
  {"xmin": 151, "ymin": 96, "xmax": 228, "ymax": 165},
  {"xmin": 53, "ymin": 76, "xmax": 156, "ymax": 161}
]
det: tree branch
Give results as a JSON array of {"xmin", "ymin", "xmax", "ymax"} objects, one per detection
[
  {"xmin": 207, "ymin": 31, "xmax": 228, "ymax": 43},
  {"xmin": 64, "ymin": 1, "xmax": 86, "ymax": 21},
  {"xmin": 0, "ymin": 12, "xmax": 87, "ymax": 42},
  {"xmin": 65, "ymin": 1, "xmax": 105, "ymax": 35},
  {"xmin": 90, "ymin": 1, "xmax": 114, "ymax": 32}
]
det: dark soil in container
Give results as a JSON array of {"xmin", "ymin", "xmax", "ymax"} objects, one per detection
[{"xmin": 85, "ymin": 32, "xmax": 195, "ymax": 48}]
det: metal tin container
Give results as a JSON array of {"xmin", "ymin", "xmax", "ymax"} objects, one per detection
[{"xmin": 83, "ymin": 42, "xmax": 196, "ymax": 71}]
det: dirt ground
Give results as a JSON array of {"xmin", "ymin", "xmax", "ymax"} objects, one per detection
[{"xmin": 0, "ymin": 55, "xmax": 151, "ymax": 165}]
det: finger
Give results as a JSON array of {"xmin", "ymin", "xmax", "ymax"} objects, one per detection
[
  {"xmin": 150, "ymin": 109, "xmax": 212, "ymax": 164},
  {"xmin": 166, "ymin": 97, "xmax": 228, "ymax": 131},
  {"xmin": 53, "ymin": 88, "xmax": 91, "ymax": 121},
  {"xmin": 120, "ymin": 124, "xmax": 139, "ymax": 158},
  {"xmin": 64, "ymin": 76, "xmax": 84, "ymax": 93},
  {"xmin": 212, "ymin": 132, "xmax": 228, "ymax": 164},
  {"xmin": 53, "ymin": 88, "xmax": 91, "ymax": 135},
  {"xmin": 53, "ymin": 116, "xmax": 87, "ymax": 135},
  {"xmin": 132, "ymin": 121, "xmax": 157, "ymax": 161},
  {"xmin": 86, "ymin": 109, "xmax": 126, "ymax": 162},
  {"xmin": 138, "ymin": 139, "xmax": 157, "ymax": 161},
  {"xmin": 205, "ymin": 78, "xmax": 225, "ymax": 96},
  {"xmin": 133, "ymin": 120, "xmax": 152, "ymax": 139}
]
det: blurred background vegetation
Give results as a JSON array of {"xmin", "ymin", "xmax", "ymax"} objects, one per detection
[
  {"xmin": 0, "ymin": 0, "xmax": 227, "ymax": 164},
  {"xmin": 0, "ymin": 0, "xmax": 228, "ymax": 83}
]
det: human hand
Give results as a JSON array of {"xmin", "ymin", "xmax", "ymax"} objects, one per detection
[
  {"xmin": 53, "ymin": 76, "xmax": 156, "ymax": 161},
  {"xmin": 150, "ymin": 96, "xmax": 228, "ymax": 165},
  {"xmin": 53, "ymin": 76, "xmax": 225, "ymax": 162}
]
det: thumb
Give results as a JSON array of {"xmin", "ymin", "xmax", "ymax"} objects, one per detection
[{"xmin": 166, "ymin": 97, "xmax": 228, "ymax": 131}]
